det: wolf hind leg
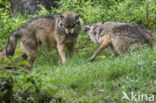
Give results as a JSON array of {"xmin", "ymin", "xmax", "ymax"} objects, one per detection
[
  {"xmin": 66, "ymin": 43, "xmax": 75, "ymax": 58},
  {"xmin": 106, "ymin": 45, "xmax": 118, "ymax": 58},
  {"xmin": 109, "ymin": 52, "xmax": 118, "ymax": 58},
  {"xmin": 20, "ymin": 38, "xmax": 37, "ymax": 69},
  {"xmin": 28, "ymin": 56, "xmax": 36, "ymax": 69},
  {"xmin": 128, "ymin": 43, "xmax": 139, "ymax": 52}
]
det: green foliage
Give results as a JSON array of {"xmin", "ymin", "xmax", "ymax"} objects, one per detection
[
  {"xmin": 37, "ymin": 5, "xmax": 49, "ymax": 16},
  {"xmin": 50, "ymin": 0, "xmax": 156, "ymax": 29},
  {"xmin": 51, "ymin": 0, "xmax": 105, "ymax": 24},
  {"xmin": 0, "ymin": 11, "xmax": 28, "ymax": 50},
  {"xmin": 0, "ymin": 0, "xmax": 10, "ymax": 8}
]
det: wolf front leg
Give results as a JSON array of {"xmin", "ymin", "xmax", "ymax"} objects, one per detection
[
  {"xmin": 27, "ymin": 50, "xmax": 37, "ymax": 69},
  {"xmin": 88, "ymin": 35, "xmax": 111, "ymax": 62},
  {"xmin": 28, "ymin": 57, "xmax": 36, "ymax": 69},
  {"xmin": 57, "ymin": 43, "xmax": 66, "ymax": 64},
  {"xmin": 66, "ymin": 43, "xmax": 75, "ymax": 58}
]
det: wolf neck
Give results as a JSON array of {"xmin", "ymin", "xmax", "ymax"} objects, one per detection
[
  {"xmin": 56, "ymin": 18, "xmax": 66, "ymax": 35},
  {"xmin": 91, "ymin": 32, "xmax": 101, "ymax": 44},
  {"xmin": 96, "ymin": 34, "xmax": 100, "ymax": 44},
  {"xmin": 96, "ymin": 27, "xmax": 103, "ymax": 44},
  {"xmin": 93, "ymin": 34, "xmax": 100, "ymax": 44}
]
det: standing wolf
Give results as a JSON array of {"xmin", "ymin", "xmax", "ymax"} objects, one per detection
[
  {"xmin": 6, "ymin": 11, "xmax": 83, "ymax": 69},
  {"xmin": 84, "ymin": 22, "xmax": 154, "ymax": 61}
]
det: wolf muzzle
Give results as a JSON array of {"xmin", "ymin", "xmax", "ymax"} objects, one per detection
[{"xmin": 65, "ymin": 28, "xmax": 74, "ymax": 35}]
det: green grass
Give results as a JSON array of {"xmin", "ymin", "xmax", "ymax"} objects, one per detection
[
  {"xmin": 36, "ymin": 45, "xmax": 156, "ymax": 103},
  {"xmin": 1, "ymin": 38, "xmax": 156, "ymax": 102}
]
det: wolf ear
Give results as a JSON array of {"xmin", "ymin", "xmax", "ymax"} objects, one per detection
[
  {"xmin": 60, "ymin": 14, "xmax": 64, "ymax": 19},
  {"xmin": 75, "ymin": 14, "xmax": 80, "ymax": 19},
  {"xmin": 95, "ymin": 24, "xmax": 100, "ymax": 28}
]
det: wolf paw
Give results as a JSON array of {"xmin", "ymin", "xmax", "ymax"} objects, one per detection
[{"xmin": 27, "ymin": 65, "xmax": 32, "ymax": 70}]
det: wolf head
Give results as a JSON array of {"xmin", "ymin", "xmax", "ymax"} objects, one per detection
[
  {"xmin": 59, "ymin": 11, "xmax": 81, "ymax": 35},
  {"xmin": 84, "ymin": 22, "xmax": 103, "ymax": 43}
]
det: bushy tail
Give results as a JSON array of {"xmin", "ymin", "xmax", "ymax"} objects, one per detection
[
  {"xmin": 142, "ymin": 29, "xmax": 154, "ymax": 46},
  {"xmin": 6, "ymin": 32, "xmax": 20, "ymax": 56},
  {"xmin": 137, "ymin": 25, "xmax": 154, "ymax": 46}
]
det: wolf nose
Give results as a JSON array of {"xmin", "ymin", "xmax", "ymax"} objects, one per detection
[{"xmin": 67, "ymin": 32, "xmax": 72, "ymax": 35}]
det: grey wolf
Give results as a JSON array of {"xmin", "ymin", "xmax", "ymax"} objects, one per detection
[
  {"xmin": 84, "ymin": 22, "xmax": 154, "ymax": 61},
  {"xmin": 6, "ymin": 11, "xmax": 83, "ymax": 69}
]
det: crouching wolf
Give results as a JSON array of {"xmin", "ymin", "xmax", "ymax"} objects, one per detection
[
  {"xmin": 84, "ymin": 22, "xmax": 154, "ymax": 61},
  {"xmin": 6, "ymin": 11, "xmax": 83, "ymax": 69}
]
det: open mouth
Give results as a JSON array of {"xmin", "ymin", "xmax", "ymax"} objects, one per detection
[{"xmin": 83, "ymin": 26, "xmax": 90, "ymax": 33}]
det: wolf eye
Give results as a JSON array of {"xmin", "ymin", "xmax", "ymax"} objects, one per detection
[{"xmin": 74, "ymin": 21, "xmax": 79, "ymax": 25}]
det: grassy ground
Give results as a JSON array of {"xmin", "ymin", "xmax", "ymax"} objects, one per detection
[
  {"xmin": 0, "ymin": 33, "xmax": 156, "ymax": 103},
  {"xmin": 34, "ymin": 44, "xmax": 156, "ymax": 103}
]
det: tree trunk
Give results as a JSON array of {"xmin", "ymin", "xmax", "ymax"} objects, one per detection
[{"xmin": 10, "ymin": 0, "xmax": 59, "ymax": 15}]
